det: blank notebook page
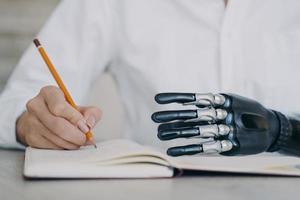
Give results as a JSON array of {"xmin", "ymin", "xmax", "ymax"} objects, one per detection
[{"xmin": 24, "ymin": 140, "xmax": 174, "ymax": 178}]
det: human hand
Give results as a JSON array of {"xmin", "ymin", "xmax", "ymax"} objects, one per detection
[{"xmin": 16, "ymin": 86, "xmax": 102, "ymax": 149}]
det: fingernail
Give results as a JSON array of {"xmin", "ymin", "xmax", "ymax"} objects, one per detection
[
  {"xmin": 77, "ymin": 119, "xmax": 90, "ymax": 133},
  {"xmin": 86, "ymin": 116, "xmax": 96, "ymax": 129}
]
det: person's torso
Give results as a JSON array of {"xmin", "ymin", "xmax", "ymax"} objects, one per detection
[{"xmin": 107, "ymin": 0, "xmax": 300, "ymax": 148}]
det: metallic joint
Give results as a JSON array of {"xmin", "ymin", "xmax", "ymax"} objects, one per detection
[
  {"xmin": 196, "ymin": 124, "xmax": 231, "ymax": 137},
  {"xmin": 202, "ymin": 140, "xmax": 233, "ymax": 154},
  {"xmin": 185, "ymin": 108, "xmax": 228, "ymax": 122},
  {"xmin": 183, "ymin": 93, "xmax": 226, "ymax": 107}
]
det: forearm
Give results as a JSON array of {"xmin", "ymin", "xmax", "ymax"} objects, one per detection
[{"xmin": 271, "ymin": 114, "xmax": 300, "ymax": 156}]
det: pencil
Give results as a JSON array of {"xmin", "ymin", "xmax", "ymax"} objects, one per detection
[{"xmin": 33, "ymin": 38, "xmax": 97, "ymax": 149}]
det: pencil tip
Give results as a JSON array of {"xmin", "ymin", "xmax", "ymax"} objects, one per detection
[
  {"xmin": 94, "ymin": 144, "xmax": 98, "ymax": 149},
  {"xmin": 33, "ymin": 38, "xmax": 41, "ymax": 48}
]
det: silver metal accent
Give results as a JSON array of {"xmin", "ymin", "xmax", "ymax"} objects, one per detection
[
  {"xmin": 183, "ymin": 93, "xmax": 226, "ymax": 107},
  {"xmin": 214, "ymin": 94, "xmax": 226, "ymax": 105},
  {"xmin": 202, "ymin": 140, "xmax": 233, "ymax": 154},
  {"xmin": 218, "ymin": 124, "xmax": 231, "ymax": 136},
  {"xmin": 216, "ymin": 109, "xmax": 228, "ymax": 120},
  {"xmin": 198, "ymin": 125, "xmax": 219, "ymax": 137},
  {"xmin": 220, "ymin": 140, "xmax": 233, "ymax": 152},
  {"xmin": 196, "ymin": 124, "xmax": 231, "ymax": 137},
  {"xmin": 185, "ymin": 108, "xmax": 228, "ymax": 122}
]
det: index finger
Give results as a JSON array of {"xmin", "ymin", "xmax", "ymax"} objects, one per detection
[
  {"xmin": 28, "ymin": 96, "xmax": 86, "ymax": 146},
  {"xmin": 155, "ymin": 93, "xmax": 196, "ymax": 104},
  {"xmin": 155, "ymin": 93, "xmax": 226, "ymax": 107},
  {"xmin": 40, "ymin": 86, "xmax": 85, "ymax": 126}
]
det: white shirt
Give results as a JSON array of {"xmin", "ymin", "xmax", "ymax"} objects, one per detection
[{"xmin": 1, "ymin": 0, "xmax": 300, "ymax": 149}]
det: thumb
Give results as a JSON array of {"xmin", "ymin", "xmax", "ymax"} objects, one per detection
[{"xmin": 78, "ymin": 106, "xmax": 102, "ymax": 130}]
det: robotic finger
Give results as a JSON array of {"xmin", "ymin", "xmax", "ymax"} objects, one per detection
[
  {"xmin": 158, "ymin": 121, "xmax": 208, "ymax": 131},
  {"xmin": 155, "ymin": 93, "xmax": 227, "ymax": 107},
  {"xmin": 151, "ymin": 110, "xmax": 197, "ymax": 123},
  {"xmin": 167, "ymin": 140, "xmax": 233, "ymax": 156},
  {"xmin": 152, "ymin": 108, "xmax": 228, "ymax": 123},
  {"xmin": 158, "ymin": 124, "xmax": 232, "ymax": 140},
  {"xmin": 158, "ymin": 127, "xmax": 200, "ymax": 140}
]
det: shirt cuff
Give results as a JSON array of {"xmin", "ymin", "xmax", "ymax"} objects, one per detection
[{"xmin": 0, "ymin": 98, "xmax": 27, "ymax": 150}]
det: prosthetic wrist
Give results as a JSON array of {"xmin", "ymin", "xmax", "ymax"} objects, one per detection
[
  {"xmin": 272, "ymin": 114, "xmax": 300, "ymax": 156},
  {"xmin": 152, "ymin": 93, "xmax": 300, "ymax": 157}
]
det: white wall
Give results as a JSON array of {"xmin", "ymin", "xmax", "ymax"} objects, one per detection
[
  {"xmin": 0, "ymin": 0, "xmax": 59, "ymax": 91},
  {"xmin": 0, "ymin": 0, "xmax": 122, "ymax": 141}
]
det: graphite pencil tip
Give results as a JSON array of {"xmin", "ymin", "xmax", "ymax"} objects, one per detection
[{"xmin": 90, "ymin": 140, "xmax": 97, "ymax": 149}]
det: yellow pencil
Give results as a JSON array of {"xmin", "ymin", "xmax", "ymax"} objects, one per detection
[{"xmin": 33, "ymin": 38, "xmax": 97, "ymax": 148}]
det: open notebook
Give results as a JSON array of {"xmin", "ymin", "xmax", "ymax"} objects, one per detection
[{"xmin": 24, "ymin": 139, "xmax": 300, "ymax": 178}]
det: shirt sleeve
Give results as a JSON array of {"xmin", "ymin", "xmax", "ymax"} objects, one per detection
[{"xmin": 0, "ymin": 0, "xmax": 115, "ymax": 149}]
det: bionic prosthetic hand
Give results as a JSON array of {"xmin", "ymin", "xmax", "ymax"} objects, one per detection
[{"xmin": 152, "ymin": 93, "xmax": 300, "ymax": 157}]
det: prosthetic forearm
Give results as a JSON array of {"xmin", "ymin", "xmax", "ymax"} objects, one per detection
[{"xmin": 151, "ymin": 93, "xmax": 300, "ymax": 156}]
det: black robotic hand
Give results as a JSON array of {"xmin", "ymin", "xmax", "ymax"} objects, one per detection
[{"xmin": 152, "ymin": 93, "xmax": 299, "ymax": 157}]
